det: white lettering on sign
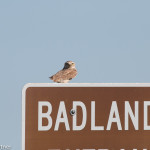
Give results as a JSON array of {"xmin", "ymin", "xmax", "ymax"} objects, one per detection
[
  {"xmin": 144, "ymin": 101, "xmax": 150, "ymax": 130},
  {"xmin": 73, "ymin": 101, "xmax": 87, "ymax": 130},
  {"xmin": 54, "ymin": 101, "xmax": 70, "ymax": 131},
  {"xmin": 91, "ymin": 101, "xmax": 104, "ymax": 130},
  {"xmin": 38, "ymin": 101, "xmax": 52, "ymax": 131},
  {"xmin": 38, "ymin": 101, "xmax": 150, "ymax": 131},
  {"xmin": 106, "ymin": 101, "xmax": 122, "ymax": 130},
  {"xmin": 125, "ymin": 101, "xmax": 139, "ymax": 130}
]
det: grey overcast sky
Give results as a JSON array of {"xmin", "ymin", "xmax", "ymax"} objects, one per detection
[{"xmin": 0, "ymin": 0, "xmax": 150, "ymax": 149}]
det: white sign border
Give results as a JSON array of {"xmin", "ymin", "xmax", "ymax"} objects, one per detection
[{"xmin": 22, "ymin": 83, "xmax": 150, "ymax": 150}]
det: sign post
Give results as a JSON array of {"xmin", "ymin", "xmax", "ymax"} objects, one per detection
[{"xmin": 22, "ymin": 83, "xmax": 150, "ymax": 150}]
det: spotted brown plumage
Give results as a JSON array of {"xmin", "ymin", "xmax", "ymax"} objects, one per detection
[{"xmin": 49, "ymin": 61, "xmax": 77, "ymax": 83}]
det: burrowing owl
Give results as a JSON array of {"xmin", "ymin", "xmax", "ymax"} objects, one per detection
[{"xmin": 49, "ymin": 61, "xmax": 77, "ymax": 83}]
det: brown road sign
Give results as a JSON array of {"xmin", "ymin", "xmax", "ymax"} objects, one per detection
[{"xmin": 22, "ymin": 83, "xmax": 150, "ymax": 150}]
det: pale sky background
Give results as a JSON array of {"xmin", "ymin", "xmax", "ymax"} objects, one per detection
[{"xmin": 0, "ymin": 0, "xmax": 150, "ymax": 149}]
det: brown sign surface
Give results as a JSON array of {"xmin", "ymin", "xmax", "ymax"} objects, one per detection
[{"xmin": 22, "ymin": 83, "xmax": 150, "ymax": 150}]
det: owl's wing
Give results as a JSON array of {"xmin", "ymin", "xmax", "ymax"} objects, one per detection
[
  {"xmin": 51, "ymin": 68, "xmax": 77, "ymax": 82},
  {"xmin": 62, "ymin": 68, "xmax": 77, "ymax": 80}
]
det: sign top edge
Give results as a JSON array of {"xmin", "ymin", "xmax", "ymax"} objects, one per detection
[{"xmin": 22, "ymin": 83, "xmax": 150, "ymax": 92}]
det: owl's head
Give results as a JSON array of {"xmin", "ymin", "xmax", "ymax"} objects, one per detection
[{"xmin": 63, "ymin": 61, "xmax": 76, "ymax": 69}]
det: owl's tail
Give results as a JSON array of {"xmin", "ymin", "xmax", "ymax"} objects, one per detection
[{"xmin": 49, "ymin": 76, "xmax": 53, "ymax": 80}]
